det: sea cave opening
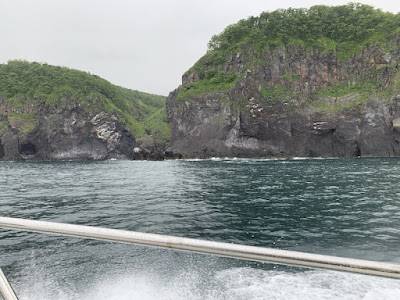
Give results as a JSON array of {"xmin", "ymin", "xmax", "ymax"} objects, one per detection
[
  {"xmin": 19, "ymin": 142, "xmax": 37, "ymax": 156},
  {"xmin": 0, "ymin": 141, "xmax": 4, "ymax": 158}
]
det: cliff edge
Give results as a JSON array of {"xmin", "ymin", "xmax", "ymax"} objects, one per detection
[
  {"xmin": 167, "ymin": 4, "xmax": 400, "ymax": 158},
  {"xmin": 0, "ymin": 61, "xmax": 170, "ymax": 161}
]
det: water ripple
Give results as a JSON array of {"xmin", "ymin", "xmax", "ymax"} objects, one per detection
[{"xmin": 1, "ymin": 158, "xmax": 400, "ymax": 298}]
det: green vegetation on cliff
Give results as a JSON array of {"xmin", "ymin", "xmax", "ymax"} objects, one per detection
[
  {"xmin": 175, "ymin": 3, "xmax": 400, "ymax": 109},
  {"xmin": 207, "ymin": 3, "xmax": 400, "ymax": 56},
  {"xmin": 0, "ymin": 60, "xmax": 170, "ymax": 141},
  {"xmin": 176, "ymin": 72, "xmax": 239, "ymax": 101},
  {"xmin": 0, "ymin": 120, "xmax": 8, "ymax": 136}
]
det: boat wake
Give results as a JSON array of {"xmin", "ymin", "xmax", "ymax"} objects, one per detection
[{"xmin": 14, "ymin": 267, "xmax": 400, "ymax": 300}]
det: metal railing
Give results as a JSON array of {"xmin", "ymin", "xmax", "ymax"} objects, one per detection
[
  {"xmin": 1, "ymin": 216, "xmax": 400, "ymax": 299},
  {"xmin": 0, "ymin": 268, "xmax": 18, "ymax": 300}
]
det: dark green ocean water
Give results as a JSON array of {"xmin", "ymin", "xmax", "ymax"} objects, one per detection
[{"xmin": 1, "ymin": 158, "xmax": 400, "ymax": 299}]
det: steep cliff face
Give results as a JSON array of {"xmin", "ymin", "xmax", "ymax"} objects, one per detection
[
  {"xmin": 167, "ymin": 34, "xmax": 400, "ymax": 158},
  {"xmin": 0, "ymin": 100, "xmax": 137, "ymax": 161},
  {"xmin": 0, "ymin": 61, "xmax": 169, "ymax": 161}
]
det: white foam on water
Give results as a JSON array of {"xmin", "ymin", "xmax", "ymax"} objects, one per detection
[
  {"xmin": 81, "ymin": 271, "xmax": 220, "ymax": 300},
  {"xmin": 211, "ymin": 157, "xmax": 221, "ymax": 161},
  {"xmin": 214, "ymin": 268, "xmax": 400, "ymax": 300},
  {"xmin": 15, "ymin": 267, "xmax": 400, "ymax": 300}
]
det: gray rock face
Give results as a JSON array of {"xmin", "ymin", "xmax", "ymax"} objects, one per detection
[
  {"xmin": 167, "ymin": 36, "xmax": 400, "ymax": 158},
  {"xmin": 0, "ymin": 107, "xmax": 137, "ymax": 161}
]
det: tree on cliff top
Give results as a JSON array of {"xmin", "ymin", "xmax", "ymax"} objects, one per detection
[{"xmin": 207, "ymin": 3, "xmax": 400, "ymax": 55}]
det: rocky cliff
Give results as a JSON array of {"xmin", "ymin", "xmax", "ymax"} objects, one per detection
[
  {"xmin": 0, "ymin": 61, "xmax": 169, "ymax": 161},
  {"xmin": 0, "ymin": 105, "xmax": 136, "ymax": 161},
  {"xmin": 166, "ymin": 5, "xmax": 400, "ymax": 158}
]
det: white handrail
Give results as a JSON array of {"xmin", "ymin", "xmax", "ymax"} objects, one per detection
[
  {"xmin": 1, "ymin": 216, "xmax": 400, "ymax": 280},
  {"xmin": 0, "ymin": 268, "xmax": 19, "ymax": 300}
]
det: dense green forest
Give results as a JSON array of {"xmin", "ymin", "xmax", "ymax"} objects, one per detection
[
  {"xmin": 207, "ymin": 3, "xmax": 400, "ymax": 55},
  {"xmin": 0, "ymin": 60, "xmax": 169, "ymax": 141}
]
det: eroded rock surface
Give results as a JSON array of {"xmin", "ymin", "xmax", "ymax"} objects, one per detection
[
  {"xmin": 0, "ymin": 106, "xmax": 137, "ymax": 161},
  {"xmin": 167, "ymin": 35, "xmax": 400, "ymax": 158}
]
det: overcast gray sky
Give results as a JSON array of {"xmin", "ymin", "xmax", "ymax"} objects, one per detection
[{"xmin": 0, "ymin": 0, "xmax": 398, "ymax": 96}]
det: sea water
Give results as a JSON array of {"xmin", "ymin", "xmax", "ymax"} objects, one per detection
[{"xmin": 1, "ymin": 158, "xmax": 400, "ymax": 299}]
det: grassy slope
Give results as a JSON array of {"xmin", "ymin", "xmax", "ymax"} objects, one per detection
[{"xmin": 0, "ymin": 60, "xmax": 170, "ymax": 141}]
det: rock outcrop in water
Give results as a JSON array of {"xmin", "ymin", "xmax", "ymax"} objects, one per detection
[
  {"xmin": 166, "ymin": 5, "xmax": 400, "ymax": 158},
  {"xmin": 0, "ymin": 61, "xmax": 169, "ymax": 161}
]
